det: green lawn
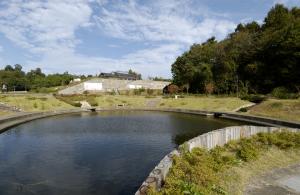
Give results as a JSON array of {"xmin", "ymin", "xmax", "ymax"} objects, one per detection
[
  {"xmin": 2, "ymin": 94, "xmax": 300, "ymax": 124},
  {"xmin": 94, "ymin": 95, "xmax": 147, "ymax": 108},
  {"xmin": 0, "ymin": 110, "xmax": 13, "ymax": 117},
  {"xmin": 247, "ymin": 98, "xmax": 300, "ymax": 122},
  {"xmin": 158, "ymin": 96, "xmax": 249, "ymax": 111},
  {"xmin": 56, "ymin": 94, "xmax": 250, "ymax": 112},
  {"xmin": 0, "ymin": 94, "xmax": 73, "ymax": 112}
]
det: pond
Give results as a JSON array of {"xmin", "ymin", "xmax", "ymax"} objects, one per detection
[{"xmin": 0, "ymin": 111, "xmax": 248, "ymax": 195}]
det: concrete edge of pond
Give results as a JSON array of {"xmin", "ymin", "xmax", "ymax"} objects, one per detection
[
  {"xmin": 135, "ymin": 126, "xmax": 300, "ymax": 195},
  {"xmin": 0, "ymin": 109, "xmax": 88, "ymax": 133},
  {"xmin": 96, "ymin": 108, "xmax": 300, "ymax": 128},
  {"xmin": 1, "ymin": 108, "xmax": 300, "ymax": 194},
  {"xmin": 1, "ymin": 107, "xmax": 300, "ymax": 134}
]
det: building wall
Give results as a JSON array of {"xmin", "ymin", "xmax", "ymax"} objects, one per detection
[{"xmin": 83, "ymin": 82, "xmax": 103, "ymax": 91}]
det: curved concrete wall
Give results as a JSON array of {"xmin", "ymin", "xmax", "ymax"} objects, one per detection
[
  {"xmin": 97, "ymin": 108, "xmax": 300, "ymax": 128},
  {"xmin": 135, "ymin": 126, "xmax": 300, "ymax": 195},
  {"xmin": 1, "ymin": 108, "xmax": 300, "ymax": 195},
  {"xmin": 0, "ymin": 109, "xmax": 85, "ymax": 133}
]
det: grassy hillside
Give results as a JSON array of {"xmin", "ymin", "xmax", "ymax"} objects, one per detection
[
  {"xmin": 0, "ymin": 94, "xmax": 73, "ymax": 112},
  {"xmin": 247, "ymin": 98, "xmax": 300, "ymax": 122},
  {"xmin": 56, "ymin": 95, "xmax": 250, "ymax": 112}
]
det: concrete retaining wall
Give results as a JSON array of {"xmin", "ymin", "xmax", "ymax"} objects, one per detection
[
  {"xmin": 1, "ymin": 108, "xmax": 300, "ymax": 194},
  {"xmin": 135, "ymin": 125, "xmax": 300, "ymax": 195},
  {"xmin": 97, "ymin": 108, "xmax": 300, "ymax": 128},
  {"xmin": 0, "ymin": 109, "xmax": 86, "ymax": 133}
]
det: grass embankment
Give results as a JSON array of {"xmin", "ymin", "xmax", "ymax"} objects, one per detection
[
  {"xmin": 0, "ymin": 94, "xmax": 73, "ymax": 112},
  {"xmin": 55, "ymin": 95, "xmax": 147, "ymax": 108},
  {"xmin": 247, "ymin": 98, "xmax": 300, "ymax": 123},
  {"xmin": 159, "ymin": 96, "xmax": 249, "ymax": 111},
  {"xmin": 155, "ymin": 131, "xmax": 300, "ymax": 195},
  {"xmin": 56, "ymin": 94, "xmax": 249, "ymax": 112},
  {"xmin": 0, "ymin": 111, "xmax": 13, "ymax": 117}
]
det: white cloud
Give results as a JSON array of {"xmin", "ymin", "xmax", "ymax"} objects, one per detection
[
  {"xmin": 0, "ymin": 0, "xmax": 237, "ymax": 77},
  {"xmin": 273, "ymin": 0, "xmax": 300, "ymax": 6},
  {"xmin": 0, "ymin": 0, "xmax": 92, "ymax": 53},
  {"xmin": 27, "ymin": 44, "xmax": 182, "ymax": 78},
  {"xmin": 0, "ymin": 45, "xmax": 3, "ymax": 52},
  {"xmin": 94, "ymin": 0, "xmax": 236, "ymax": 44}
]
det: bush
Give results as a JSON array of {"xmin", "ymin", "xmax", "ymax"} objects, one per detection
[
  {"xmin": 239, "ymin": 107, "xmax": 248, "ymax": 112},
  {"xmin": 236, "ymin": 139, "xmax": 259, "ymax": 161},
  {"xmin": 271, "ymin": 87, "xmax": 299, "ymax": 99},
  {"xmin": 240, "ymin": 94, "xmax": 266, "ymax": 103},
  {"xmin": 33, "ymin": 102, "xmax": 38, "ymax": 108},
  {"xmin": 256, "ymin": 131, "xmax": 299, "ymax": 149},
  {"xmin": 159, "ymin": 131, "xmax": 300, "ymax": 195},
  {"xmin": 88, "ymin": 101, "xmax": 98, "ymax": 107},
  {"xmin": 72, "ymin": 102, "xmax": 82, "ymax": 107},
  {"xmin": 133, "ymin": 88, "xmax": 145, "ymax": 95},
  {"xmin": 87, "ymin": 97, "xmax": 98, "ymax": 106},
  {"xmin": 270, "ymin": 102, "xmax": 283, "ymax": 108},
  {"xmin": 31, "ymin": 87, "xmax": 58, "ymax": 93},
  {"xmin": 146, "ymin": 88, "xmax": 154, "ymax": 95}
]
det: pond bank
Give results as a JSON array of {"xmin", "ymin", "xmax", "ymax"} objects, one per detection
[
  {"xmin": 1, "ymin": 107, "xmax": 300, "ymax": 133},
  {"xmin": 136, "ymin": 126, "xmax": 300, "ymax": 195}
]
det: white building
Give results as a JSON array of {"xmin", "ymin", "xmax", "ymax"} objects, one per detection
[{"xmin": 83, "ymin": 82, "xmax": 103, "ymax": 91}]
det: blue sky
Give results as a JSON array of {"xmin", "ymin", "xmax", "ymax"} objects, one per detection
[{"xmin": 0, "ymin": 0, "xmax": 299, "ymax": 78}]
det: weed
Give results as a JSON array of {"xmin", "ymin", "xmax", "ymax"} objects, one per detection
[{"xmin": 156, "ymin": 131, "xmax": 300, "ymax": 195}]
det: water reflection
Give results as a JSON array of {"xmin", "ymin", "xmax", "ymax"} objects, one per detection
[{"xmin": 0, "ymin": 111, "xmax": 247, "ymax": 195}]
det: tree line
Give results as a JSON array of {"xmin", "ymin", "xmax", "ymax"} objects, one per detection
[
  {"xmin": 171, "ymin": 4, "xmax": 300, "ymax": 95},
  {"xmin": 0, "ymin": 64, "xmax": 75, "ymax": 91},
  {"xmin": 0, "ymin": 64, "xmax": 145, "ymax": 92}
]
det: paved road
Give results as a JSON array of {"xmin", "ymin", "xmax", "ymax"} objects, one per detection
[{"xmin": 244, "ymin": 163, "xmax": 300, "ymax": 195}]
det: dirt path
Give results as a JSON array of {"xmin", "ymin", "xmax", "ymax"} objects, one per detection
[
  {"xmin": 145, "ymin": 97, "xmax": 161, "ymax": 108},
  {"xmin": 244, "ymin": 163, "xmax": 300, "ymax": 195}
]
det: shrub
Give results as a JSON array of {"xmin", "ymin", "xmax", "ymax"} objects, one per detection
[
  {"xmin": 88, "ymin": 101, "xmax": 98, "ymax": 107},
  {"xmin": 164, "ymin": 84, "xmax": 179, "ymax": 94},
  {"xmin": 87, "ymin": 97, "xmax": 98, "ymax": 107},
  {"xmin": 240, "ymin": 94, "xmax": 266, "ymax": 103},
  {"xmin": 39, "ymin": 97, "xmax": 48, "ymax": 101},
  {"xmin": 271, "ymin": 87, "xmax": 299, "ymax": 99},
  {"xmin": 270, "ymin": 102, "xmax": 283, "ymax": 108},
  {"xmin": 133, "ymin": 89, "xmax": 141, "ymax": 95},
  {"xmin": 205, "ymin": 83, "xmax": 214, "ymax": 95},
  {"xmin": 72, "ymin": 102, "xmax": 82, "ymax": 107},
  {"xmin": 237, "ymin": 139, "xmax": 259, "ymax": 161},
  {"xmin": 41, "ymin": 103, "xmax": 45, "ymax": 110},
  {"xmin": 239, "ymin": 107, "xmax": 248, "ymax": 112},
  {"xmin": 159, "ymin": 131, "xmax": 300, "ymax": 195},
  {"xmin": 33, "ymin": 102, "xmax": 38, "ymax": 108},
  {"xmin": 27, "ymin": 97, "xmax": 37, "ymax": 100},
  {"xmin": 146, "ymin": 88, "xmax": 154, "ymax": 95}
]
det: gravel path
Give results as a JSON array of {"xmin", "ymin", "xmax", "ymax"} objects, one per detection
[{"xmin": 244, "ymin": 163, "xmax": 300, "ymax": 195}]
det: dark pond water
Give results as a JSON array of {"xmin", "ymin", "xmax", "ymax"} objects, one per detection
[{"xmin": 0, "ymin": 111, "xmax": 248, "ymax": 195}]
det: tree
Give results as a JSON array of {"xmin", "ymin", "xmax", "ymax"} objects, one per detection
[{"xmin": 170, "ymin": 4, "xmax": 300, "ymax": 94}]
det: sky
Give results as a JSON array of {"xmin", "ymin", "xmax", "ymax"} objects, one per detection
[{"xmin": 0, "ymin": 0, "xmax": 299, "ymax": 78}]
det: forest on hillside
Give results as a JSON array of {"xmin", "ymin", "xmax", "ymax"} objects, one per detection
[{"xmin": 171, "ymin": 4, "xmax": 300, "ymax": 95}]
